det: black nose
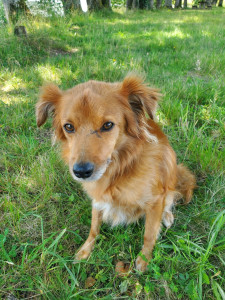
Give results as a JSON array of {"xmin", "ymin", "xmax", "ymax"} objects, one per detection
[{"xmin": 73, "ymin": 162, "xmax": 94, "ymax": 179}]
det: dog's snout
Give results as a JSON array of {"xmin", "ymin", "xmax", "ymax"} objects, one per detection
[{"xmin": 73, "ymin": 162, "xmax": 94, "ymax": 179}]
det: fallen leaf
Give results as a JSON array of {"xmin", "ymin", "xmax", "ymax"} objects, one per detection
[
  {"xmin": 115, "ymin": 261, "xmax": 131, "ymax": 277},
  {"xmin": 85, "ymin": 277, "xmax": 96, "ymax": 288}
]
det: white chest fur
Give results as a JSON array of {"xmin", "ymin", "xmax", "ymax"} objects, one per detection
[{"xmin": 93, "ymin": 200, "xmax": 140, "ymax": 227}]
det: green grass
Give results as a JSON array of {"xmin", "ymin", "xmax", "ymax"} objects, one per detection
[{"xmin": 0, "ymin": 7, "xmax": 225, "ymax": 299}]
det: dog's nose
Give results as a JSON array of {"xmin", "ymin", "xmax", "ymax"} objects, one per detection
[{"xmin": 73, "ymin": 162, "xmax": 94, "ymax": 179}]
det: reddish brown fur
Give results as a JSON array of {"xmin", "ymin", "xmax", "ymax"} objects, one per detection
[{"xmin": 36, "ymin": 75, "xmax": 196, "ymax": 271}]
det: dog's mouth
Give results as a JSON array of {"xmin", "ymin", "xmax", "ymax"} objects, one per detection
[{"xmin": 70, "ymin": 159, "xmax": 112, "ymax": 182}]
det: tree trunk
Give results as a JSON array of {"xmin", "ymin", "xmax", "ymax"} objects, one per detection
[
  {"xmin": 132, "ymin": 0, "xmax": 139, "ymax": 8},
  {"xmin": 79, "ymin": 0, "xmax": 88, "ymax": 11},
  {"xmin": 90, "ymin": 0, "xmax": 103, "ymax": 9},
  {"xmin": 62, "ymin": 0, "xmax": 80, "ymax": 11},
  {"xmin": 183, "ymin": 0, "xmax": 187, "ymax": 7},
  {"xmin": 149, "ymin": 0, "xmax": 154, "ymax": 8},
  {"xmin": 165, "ymin": 0, "xmax": 172, "ymax": 7},
  {"xmin": 126, "ymin": 0, "xmax": 133, "ymax": 9},
  {"xmin": 218, "ymin": 0, "xmax": 223, "ymax": 6},
  {"xmin": 156, "ymin": 0, "xmax": 162, "ymax": 8},
  {"xmin": 2, "ymin": 0, "xmax": 30, "ymax": 23},
  {"xmin": 2, "ymin": 0, "xmax": 10, "ymax": 23},
  {"xmin": 175, "ymin": 0, "xmax": 182, "ymax": 7}
]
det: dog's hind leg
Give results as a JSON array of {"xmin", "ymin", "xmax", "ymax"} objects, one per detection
[
  {"xmin": 75, "ymin": 207, "xmax": 102, "ymax": 260},
  {"xmin": 162, "ymin": 191, "xmax": 176, "ymax": 228}
]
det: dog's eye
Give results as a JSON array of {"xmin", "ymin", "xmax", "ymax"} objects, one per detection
[
  {"xmin": 64, "ymin": 123, "xmax": 75, "ymax": 133},
  {"xmin": 101, "ymin": 122, "xmax": 114, "ymax": 132}
]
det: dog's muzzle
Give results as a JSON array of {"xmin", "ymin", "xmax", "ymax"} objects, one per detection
[{"xmin": 73, "ymin": 162, "xmax": 94, "ymax": 179}]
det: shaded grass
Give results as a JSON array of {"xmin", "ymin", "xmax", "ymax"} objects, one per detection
[{"xmin": 0, "ymin": 7, "xmax": 225, "ymax": 299}]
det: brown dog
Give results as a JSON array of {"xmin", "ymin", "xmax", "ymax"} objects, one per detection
[{"xmin": 36, "ymin": 75, "xmax": 196, "ymax": 271}]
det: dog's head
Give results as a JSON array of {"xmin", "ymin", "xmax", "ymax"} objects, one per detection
[{"xmin": 36, "ymin": 75, "xmax": 159, "ymax": 182}]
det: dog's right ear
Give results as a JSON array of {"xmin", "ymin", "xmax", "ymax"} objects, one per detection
[{"xmin": 36, "ymin": 84, "xmax": 62, "ymax": 127}]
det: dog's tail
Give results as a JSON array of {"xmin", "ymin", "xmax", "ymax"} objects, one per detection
[{"xmin": 176, "ymin": 164, "xmax": 196, "ymax": 204}]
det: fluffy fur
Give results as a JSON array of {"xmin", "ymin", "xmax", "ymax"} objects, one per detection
[{"xmin": 36, "ymin": 75, "xmax": 196, "ymax": 271}]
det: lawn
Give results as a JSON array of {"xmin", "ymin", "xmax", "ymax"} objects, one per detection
[{"xmin": 0, "ymin": 7, "xmax": 225, "ymax": 299}]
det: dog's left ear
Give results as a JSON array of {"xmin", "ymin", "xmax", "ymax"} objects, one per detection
[{"xmin": 120, "ymin": 75, "xmax": 160, "ymax": 121}]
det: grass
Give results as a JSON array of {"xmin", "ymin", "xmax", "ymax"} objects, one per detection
[{"xmin": 0, "ymin": 7, "xmax": 225, "ymax": 299}]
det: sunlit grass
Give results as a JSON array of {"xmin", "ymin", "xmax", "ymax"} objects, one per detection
[
  {"xmin": 0, "ymin": 7, "xmax": 224, "ymax": 299},
  {"xmin": 1, "ymin": 76, "xmax": 28, "ymax": 93},
  {"xmin": 37, "ymin": 64, "xmax": 64, "ymax": 82}
]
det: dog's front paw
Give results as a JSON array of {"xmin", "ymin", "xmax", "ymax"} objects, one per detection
[
  {"xmin": 135, "ymin": 256, "xmax": 148, "ymax": 272},
  {"xmin": 75, "ymin": 248, "xmax": 91, "ymax": 260},
  {"xmin": 75, "ymin": 240, "xmax": 94, "ymax": 261}
]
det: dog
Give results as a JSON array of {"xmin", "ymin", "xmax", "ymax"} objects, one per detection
[{"xmin": 36, "ymin": 75, "xmax": 196, "ymax": 271}]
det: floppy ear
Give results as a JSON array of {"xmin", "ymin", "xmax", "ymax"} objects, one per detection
[
  {"xmin": 120, "ymin": 75, "xmax": 160, "ymax": 121},
  {"xmin": 36, "ymin": 84, "xmax": 62, "ymax": 127},
  {"xmin": 120, "ymin": 75, "xmax": 160, "ymax": 139}
]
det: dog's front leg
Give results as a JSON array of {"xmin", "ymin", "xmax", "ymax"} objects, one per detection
[
  {"xmin": 135, "ymin": 198, "xmax": 164, "ymax": 272},
  {"xmin": 75, "ymin": 207, "xmax": 102, "ymax": 260}
]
